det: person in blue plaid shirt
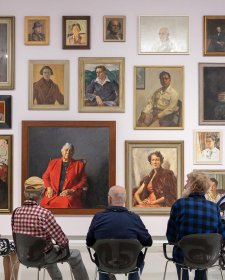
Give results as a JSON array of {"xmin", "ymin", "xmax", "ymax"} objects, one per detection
[{"xmin": 166, "ymin": 171, "xmax": 225, "ymax": 280}]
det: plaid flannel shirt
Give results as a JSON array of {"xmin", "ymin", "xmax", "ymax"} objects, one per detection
[
  {"xmin": 166, "ymin": 192, "xmax": 225, "ymax": 262},
  {"xmin": 12, "ymin": 200, "xmax": 68, "ymax": 252}
]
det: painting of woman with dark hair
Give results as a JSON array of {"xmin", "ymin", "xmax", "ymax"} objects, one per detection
[{"xmin": 134, "ymin": 151, "xmax": 177, "ymax": 207}]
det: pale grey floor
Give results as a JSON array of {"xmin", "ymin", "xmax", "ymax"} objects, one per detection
[{"xmin": 0, "ymin": 241, "xmax": 223, "ymax": 280}]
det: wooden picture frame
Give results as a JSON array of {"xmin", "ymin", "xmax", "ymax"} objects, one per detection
[
  {"xmin": 28, "ymin": 60, "xmax": 69, "ymax": 110},
  {"xmin": 22, "ymin": 121, "xmax": 116, "ymax": 215},
  {"xmin": 62, "ymin": 16, "xmax": 90, "ymax": 49},
  {"xmin": 194, "ymin": 130, "xmax": 222, "ymax": 165},
  {"xmin": 103, "ymin": 16, "xmax": 126, "ymax": 42},
  {"xmin": 125, "ymin": 140, "xmax": 184, "ymax": 215},
  {"xmin": 203, "ymin": 16, "xmax": 225, "ymax": 56},
  {"xmin": 134, "ymin": 66, "xmax": 184, "ymax": 129},
  {"xmin": 199, "ymin": 63, "xmax": 225, "ymax": 124},
  {"xmin": 24, "ymin": 16, "xmax": 49, "ymax": 45},
  {"xmin": 0, "ymin": 96, "xmax": 12, "ymax": 129},
  {"xmin": 78, "ymin": 57, "xmax": 125, "ymax": 112},
  {"xmin": 139, "ymin": 16, "xmax": 189, "ymax": 54},
  {"xmin": 0, "ymin": 16, "xmax": 15, "ymax": 90},
  {"xmin": 0, "ymin": 135, "xmax": 12, "ymax": 213}
]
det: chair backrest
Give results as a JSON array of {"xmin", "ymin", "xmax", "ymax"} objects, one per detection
[
  {"xmin": 0, "ymin": 238, "xmax": 10, "ymax": 256},
  {"xmin": 13, "ymin": 233, "xmax": 47, "ymax": 268},
  {"xmin": 92, "ymin": 239, "xmax": 143, "ymax": 274},
  {"xmin": 178, "ymin": 233, "xmax": 222, "ymax": 269}
]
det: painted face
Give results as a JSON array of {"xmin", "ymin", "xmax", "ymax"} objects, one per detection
[
  {"xmin": 42, "ymin": 68, "xmax": 51, "ymax": 81},
  {"xmin": 150, "ymin": 154, "xmax": 161, "ymax": 169},
  {"xmin": 96, "ymin": 68, "xmax": 106, "ymax": 81},
  {"xmin": 159, "ymin": 27, "xmax": 169, "ymax": 42},
  {"xmin": 205, "ymin": 138, "xmax": 215, "ymax": 149},
  {"xmin": 72, "ymin": 25, "xmax": 81, "ymax": 35},
  {"xmin": 61, "ymin": 147, "xmax": 73, "ymax": 162},
  {"xmin": 34, "ymin": 26, "xmax": 42, "ymax": 34},
  {"xmin": 210, "ymin": 181, "xmax": 217, "ymax": 192},
  {"xmin": 160, "ymin": 74, "xmax": 171, "ymax": 88},
  {"xmin": 111, "ymin": 20, "xmax": 120, "ymax": 34}
]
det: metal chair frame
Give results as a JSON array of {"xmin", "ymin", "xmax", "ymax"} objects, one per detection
[
  {"xmin": 87, "ymin": 239, "xmax": 148, "ymax": 280},
  {"xmin": 163, "ymin": 233, "xmax": 224, "ymax": 280}
]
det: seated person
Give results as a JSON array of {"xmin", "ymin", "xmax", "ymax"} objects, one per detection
[{"xmin": 86, "ymin": 185, "xmax": 152, "ymax": 280}]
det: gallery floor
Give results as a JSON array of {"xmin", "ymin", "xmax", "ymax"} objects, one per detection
[{"xmin": 0, "ymin": 239, "xmax": 223, "ymax": 280}]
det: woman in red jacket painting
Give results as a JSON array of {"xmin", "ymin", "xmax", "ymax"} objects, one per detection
[{"xmin": 40, "ymin": 142, "xmax": 87, "ymax": 208}]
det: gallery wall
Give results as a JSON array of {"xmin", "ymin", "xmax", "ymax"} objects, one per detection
[{"xmin": 1, "ymin": 0, "xmax": 225, "ymax": 237}]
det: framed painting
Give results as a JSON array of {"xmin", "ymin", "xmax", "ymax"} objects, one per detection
[
  {"xmin": 0, "ymin": 135, "xmax": 12, "ymax": 213},
  {"xmin": 103, "ymin": 16, "xmax": 126, "ymax": 42},
  {"xmin": 0, "ymin": 96, "xmax": 12, "ymax": 129},
  {"xmin": 0, "ymin": 16, "xmax": 15, "ymax": 90},
  {"xmin": 199, "ymin": 63, "xmax": 225, "ymax": 124},
  {"xmin": 78, "ymin": 57, "xmax": 125, "ymax": 112},
  {"xmin": 203, "ymin": 16, "xmax": 225, "ymax": 56},
  {"xmin": 134, "ymin": 66, "xmax": 184, "ymax": 129},
  {"xmin": 62, "ymin": 16, "xmax": 90, "ymax": 49},
  {"xmin": 22, "ymin": 121, "xmax": 116, "ymax": 215},
  {"xmin": 138, "ymin": 16, "xmax": 189, "ymax": 54},
  {"xmin": 24, "ymin": 16, "xmax": 49, "ymax": 45},
  {"xmin": 194, "ymin": 130, "xmax": 222, "ymax": 165},
  {"xmin": 125, "ymin": 140, "xmax": 184, "ymax": 215},
  {"xmin": 28, "ymin": 60, "xmax": 69, "ymax": 110},
  {"xmin": 193, "ymin": 169, "xmax": 225, "ymax": 199}
]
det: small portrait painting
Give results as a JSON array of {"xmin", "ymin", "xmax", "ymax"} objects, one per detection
[
  {"xmin": 0, "ymin": 101, "xmax": 5, "ymax": 123},
  {"xmin": 125, "ymin": 141, "xmax": 183, "ymax": 215},
  {"xmin": 29, "ymin": 60, "xmax": 69, "ymax": 110},
  {"xmin": 139, "ymin": 16, "xmax": 189, "ymax": 54},
  {"xmin": 135, "ymin": 66, "xmax": 184, "ymax": 129},
  {"xmin": 194, "ymin": 130, "xmax": 222, "ymax": 164},
  {"xmin": 78, "ymin": 57, "xmax": 125, "ymax": 112},
  {"xmin": 204, "ymin": 16, "xmax": 225, "ymax": 56},
  {"xmin": 24, "ymin": 16, "xmax": 49, "ymax": 45},
  {"xmin": 63, "ymin": 16, "xmax": 90, "ymax": 49},
  {"xmin": 104, "ymin": 16, "xmax": 126, "ymax": 42}
]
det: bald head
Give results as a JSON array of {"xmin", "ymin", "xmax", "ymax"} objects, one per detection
[{"xmin": 108, "ymin": 186, "xmax": 126, "ymax": 206}]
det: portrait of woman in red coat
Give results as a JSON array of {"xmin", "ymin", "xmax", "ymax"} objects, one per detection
[{"xmin": 40, "ymin": 142, "xmax": 87, "ymax": 208}]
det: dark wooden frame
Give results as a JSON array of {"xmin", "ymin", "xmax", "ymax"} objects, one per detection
[
  {"xmin": 0, "ymin": 16, "xmax": 15, "ymax": 90},
  {"xmin": 22, "ymin": 121, "xmax": 116, "ymax": 215},
  {"xmin": 0, "ymin": 135, "xmax": 12, "ymax": 213},
  {"xmin": 0, "ymin": 95, "xmax": 12, "ymax": 129},
  {"xmin": 62, "ymin": 16, "xmax": 90, "ymax": 49}
]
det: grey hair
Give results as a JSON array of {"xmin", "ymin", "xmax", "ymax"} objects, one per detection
[
  {"xmin": 24, "ymin": 189, "xmax": 44, "ymax": 200},
  {"xmin": 61, "ymin": 143, "xmax": 74, "ymax": 155},
  {"xmin": 108, "ymin": 186, "xmax": 126, "ymax": 205},
  {"xmin": 187, "ymin": 171, "xmax": 211, "ymax": 194}
]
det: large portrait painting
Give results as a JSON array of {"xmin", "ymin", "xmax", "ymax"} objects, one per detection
[
  {"xmin": 139, "ymin": 16, "xmax": 189, "ymax": 54},
  {"xmin": 29, "ymin": 60, "xmax": 69, "ymax": 110},
  {"xmin": 203, "ymin": 16, "xmax": 225, "ymax": 56},
  {"xmin": 125, "ymin": 141, "xmax": 184, "ymax": 215},
  {"xmin": 78, "ymin": 57, "xmax": 125, "ymax": 112},
  {"xmin": 0, "ymin": 17, "xmax": 15, "ymax": 90},
  {"xmin": 134, "ymin": 66, "xmax": 184, "ymax": 129},
  {"xmin": 194, "ymin": 130, "xmax": 222, "ymax": 165},
  {"xmin": 22, "ymin": 121, "xmax": 116, "ymax": 215},
  {"xmin": 199, "ymin": 63, "xmax": 225, "ymax": 125},
  {"xmin": 0, "ymin": 135, "xmax": 12, "ymax": 213}
]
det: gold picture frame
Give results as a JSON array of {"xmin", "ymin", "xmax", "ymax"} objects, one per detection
[
  {"xmin": 125, "ymin": 140, "xmax": 184, "ymax": 215},
  {"xmin": 78, "ymin": 57, "xmax": 125, "ymax": 113},
  {"xmin": 24, "ymin": 16, "xmax": 50, "ymax": 45},
  {"xmin": 28, "ymin": 60, "xmax": 69, "ymax": 110},
  {"xmin": 103, "ymin": 16, "xmax": 126, "ymax": 42}
]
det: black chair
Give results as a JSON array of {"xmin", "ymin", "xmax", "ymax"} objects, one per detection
[
  {"xmin": 163, "ymin": 233, "xmax": 224, "ymax": 280},
  {"xmin": 12, "ymin": 233, "xmax": 74, "ymax": 280},
  {"xmin": 87, "ymin": 239, "xmax": 148, "ymax": 280}
]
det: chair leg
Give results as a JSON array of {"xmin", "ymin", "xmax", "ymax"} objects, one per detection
[
  {"xmin": 219, "ymin": 266, "xmax": 224, "ymax": 280},
  {"xmin": 180, "ymin": 267, "xmax": 183, "ymax": 280},
  {"xmin": 163, "ymin": 260, "xmax": 169, "ymax": 280},
  {"xmin": 10, "ymin": 260, "xmax": 19, "ymax": 280},
  {"xmin": 94, "ymin": 267, "xmax": 97, "ymax": 280},
  {"xmin": 43, "ymin": 268, "xmax": 46, "ymax": 280}
]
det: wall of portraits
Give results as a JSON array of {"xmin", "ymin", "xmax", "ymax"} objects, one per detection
[{"xmin": 0, "ymin": 0, "xmax": 225, "ymax": 237}]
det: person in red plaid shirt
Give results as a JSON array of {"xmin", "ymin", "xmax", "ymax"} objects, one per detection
[{"xmin": 12, "ymin": 176, "xmax": 89, "ymax": 280}]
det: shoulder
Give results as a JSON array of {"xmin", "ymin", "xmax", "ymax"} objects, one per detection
[{"xmin": 71, "ymin": 159, "xmax": 86, "ymax": 167}]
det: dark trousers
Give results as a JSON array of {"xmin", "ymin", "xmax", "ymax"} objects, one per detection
[{"xmin": 176, "ymin": 264, "xmax": 207, "ymax": 280}]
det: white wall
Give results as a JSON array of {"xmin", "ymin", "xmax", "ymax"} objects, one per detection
[{"xmin": 1, "ymin": 0, "xmax": 225, "ymax": 237}]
